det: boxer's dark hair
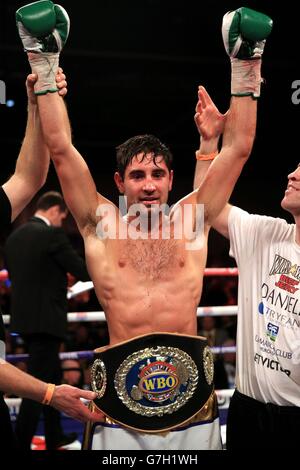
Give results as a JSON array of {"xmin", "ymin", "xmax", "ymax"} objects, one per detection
[{"xmin": 116, "ymin": 134, "xmax": 173, "ymax": 179}]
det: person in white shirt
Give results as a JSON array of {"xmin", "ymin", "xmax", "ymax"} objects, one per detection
[{"xmin": 193, "ymin": 84, "xmax": 300, "ymax": 449}]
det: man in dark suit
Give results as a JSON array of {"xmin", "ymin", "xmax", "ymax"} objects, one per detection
[{"xmin": 5, "ymin": 191, "xmax": 90, "ymax": 450}]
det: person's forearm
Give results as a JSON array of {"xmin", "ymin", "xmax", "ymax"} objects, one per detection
[
  {"xmin": 193, "ymin": 136, "xmax": 219, "ymax": 190},
  {"xmin": 14, "ymin": 101, "xmax": 50, "ymax": 189},
  {"xmin": 0, "ymin": 360, "xmax": 103, "ymax": 423},
  {"xmin": 2, "ymin": 100, "xmax": 51, "ymax": 220},
  {"xmin": 0, "ymin": 361, "xmax": 47, "ymax": 402},
  {"xmin": 222, "ymin": 96, "xmax": 257, "ymax": 158},
  {"xmin": 38, "ymin": 92, "xmax": 71, "ymax": 157}
]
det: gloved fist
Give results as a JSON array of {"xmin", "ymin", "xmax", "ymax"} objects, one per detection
[
  {"xmin": 222, "ymin": 7, "xmax": 272, "ymax": 60},
  {"xmin": 16, "ymin": 0, "xmax": 69, "ymax": 53},
  {"xmin": 16, "ymin": 0, "xmax": 70, "ymax": 95},
  {"xmin": 222, "ymin": 7, "xmax": 273, "ymax": 98}
]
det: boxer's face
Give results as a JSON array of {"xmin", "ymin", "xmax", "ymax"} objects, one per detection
[{"xmin": 114, "ymin": 153, "xmax": 173, "ymax": 210}]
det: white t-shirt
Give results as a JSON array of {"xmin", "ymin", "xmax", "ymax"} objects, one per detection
[{"xmin": 228, "ymin": 206, "xmax": 300, "ymax": 405}]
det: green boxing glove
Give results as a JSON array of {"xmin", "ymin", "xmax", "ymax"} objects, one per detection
[
  {"xmin": 16, "ymin": 0, "xmax": 70, "ymax": 95},
  {"xmin": 222, "ymin": 7, "xmax": 273, "ymax": 98}
]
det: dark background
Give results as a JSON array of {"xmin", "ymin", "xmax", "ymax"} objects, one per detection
[{"xmin": 0, "ymin": 1, "xmax": 299, "ymax": 261}]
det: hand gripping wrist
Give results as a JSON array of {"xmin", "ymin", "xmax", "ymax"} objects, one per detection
[{"xmin": 28, "ymin": 52, "xmax": 59, "ymax": 95}]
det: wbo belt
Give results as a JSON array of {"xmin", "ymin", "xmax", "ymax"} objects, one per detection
[{"xmin": 91, "ymin": 332, "xmax": 214, "ymax": 432}]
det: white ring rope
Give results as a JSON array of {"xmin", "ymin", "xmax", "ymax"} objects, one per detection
[
  {"xmin": 6, "ymin": 345, "xmax": 237, "ymax": 365},
  {"xmin": 3, "ymin": 305, "xmax": 237, "ymax": 326},
  {"xmin": 0, "ymin": 267, "xmax": 239, "ymax": 282}
]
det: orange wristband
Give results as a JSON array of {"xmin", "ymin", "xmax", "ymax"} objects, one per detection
[
  {"xmin": 195, "ymin": 150, "xmax": 218, "ymax": 161},
  {"xmin": 42, "ymin": 383, "xmax": 55, "ymax": 405}
]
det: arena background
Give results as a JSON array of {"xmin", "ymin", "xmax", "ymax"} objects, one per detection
[{"xmin": 1, "ymin": 1, "xmax": 298, "ymax": 230}]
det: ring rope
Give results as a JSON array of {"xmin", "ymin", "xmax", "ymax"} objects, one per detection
[
  {"xmin": 0, "ymin": 267, "xmax": 239, "ymax": 283},
  {"xmin": 5, "ymin": 345, "xmax": 237, "ymax": 364},
  {"xmin": 3, "ymin": 305, "xmax": 237, "ymax": 326}
]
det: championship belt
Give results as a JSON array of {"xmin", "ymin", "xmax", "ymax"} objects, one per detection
[{"xmin": 91, "ymin": 332, "xmax": 214, "ymax": 432}]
